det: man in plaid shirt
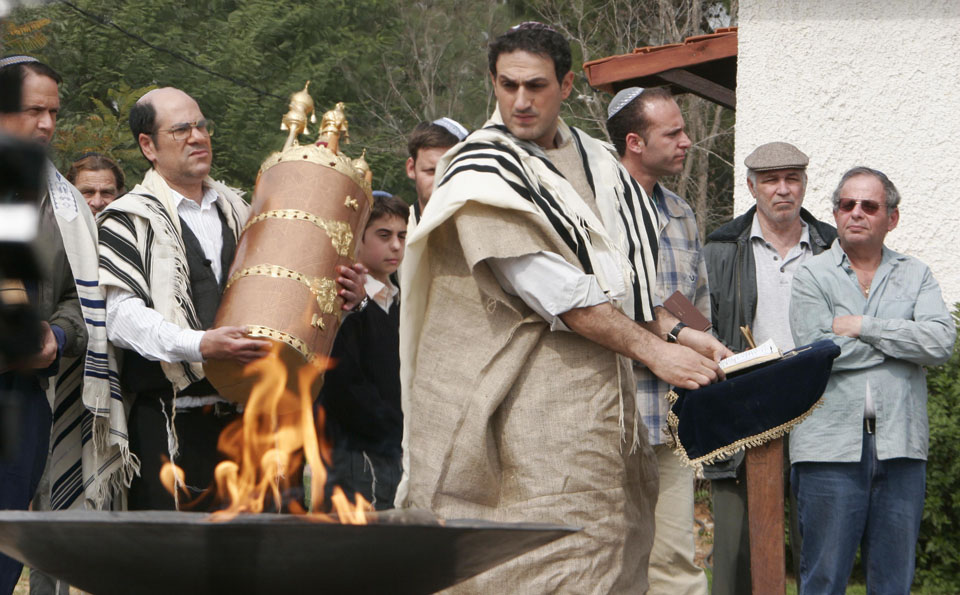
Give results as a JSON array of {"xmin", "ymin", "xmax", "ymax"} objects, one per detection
[{"xmin": 607, "ymin": 87, "xmax": 710, "ymax": 595}]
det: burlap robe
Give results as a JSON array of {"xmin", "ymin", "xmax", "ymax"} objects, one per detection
[{"xmin": 403, "ymin": 202, "xmax": 657, "ymax": 594}]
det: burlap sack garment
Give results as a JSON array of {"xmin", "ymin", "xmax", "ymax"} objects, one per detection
[{"xmin": 398, "ymin": 115, "xmax": 659, "ymax": 593}]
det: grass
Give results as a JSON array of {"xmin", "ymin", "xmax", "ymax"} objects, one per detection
[{"xmin": 704, "ymin": 569, "xmax": 872, "ymax": 594}]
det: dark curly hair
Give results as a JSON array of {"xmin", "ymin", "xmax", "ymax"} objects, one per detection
[{"xmin": 488, "ymin": 22, "xmax": 571, "ymax": 84}]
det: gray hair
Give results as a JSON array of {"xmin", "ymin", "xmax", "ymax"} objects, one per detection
[{"xmin": 830, "ymin": 166, "xmax": 901, "ymax": 211}]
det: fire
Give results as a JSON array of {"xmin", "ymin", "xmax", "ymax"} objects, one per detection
[{"xmin": 160, "ymin": 343, "xmax": 373, "ymax": 522}]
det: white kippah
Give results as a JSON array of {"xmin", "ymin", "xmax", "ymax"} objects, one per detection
[
  {"xmin": 431, "ymin": 117, "xmax": 469, "ymax": 141},
  {"xmin": 607, "ymin": 87, "xmax": 644, "ymax": 120},
  {"xmin": 0, "ymin": 55, "xmax": 40, "ymax": 70}
]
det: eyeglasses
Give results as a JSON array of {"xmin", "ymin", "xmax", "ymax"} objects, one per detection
[
  {"xmin": 159, "ymin": 118, "xmax": 214, "ymax": 141},
  {"xmin": 836, "ymin": 198, "xmax": 882, "ymax": 215}
]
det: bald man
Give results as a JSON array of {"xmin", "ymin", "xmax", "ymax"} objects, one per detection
[
  {"xmin": 100, "ymin": 88, "xmax": 368, "ymax": 511},
  {"xmin": 97, "ymin": 88, "xmax": 267, "ymax": 511}
]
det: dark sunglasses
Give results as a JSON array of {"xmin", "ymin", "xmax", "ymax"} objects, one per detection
[{"xmin": 836, "ymin": 198, "xmax": 882, "ymax": 215}]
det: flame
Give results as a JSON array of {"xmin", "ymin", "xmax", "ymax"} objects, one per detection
[
  {"xmin": 162, "ymin": 342, "xmax": 372, "ymax": 522},
  {"xmin": 159, "ymin": 458, "xmax": 188, "ymax": 502}
]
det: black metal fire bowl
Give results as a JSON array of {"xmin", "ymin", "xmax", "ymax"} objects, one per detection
[{"xmin": 0, "ymin": 509, "xmax": 577, "ymax": 594}]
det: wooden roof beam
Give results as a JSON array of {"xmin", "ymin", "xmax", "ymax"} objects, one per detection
[{"xmin": 657, "ymin": 68, "xmax": 736, "ymax": 110}]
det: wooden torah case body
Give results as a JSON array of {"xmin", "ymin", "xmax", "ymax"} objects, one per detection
[{"xmin": 204, "ymin": 144, "xmax": 372, "ymax": 404}]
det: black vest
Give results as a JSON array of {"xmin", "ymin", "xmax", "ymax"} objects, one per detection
[{"xmin": 120, "ymin": 206, "xmax": 237, "ymax": 396}]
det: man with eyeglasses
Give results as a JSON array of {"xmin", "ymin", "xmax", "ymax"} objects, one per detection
[
  {"xmin": 787, "ymin": 167, "xmax": 954, "ymax": 593},
  {"xmin": 97, "ymin": 87, "xmax": 268, "ymax": 511},
  {"xmin": 100, "ymin": 88, "xmax": 368, "ymax": 511},
  {"xmin": 702, "ymin": 141, "xmax": 837, "ymax": 595}
]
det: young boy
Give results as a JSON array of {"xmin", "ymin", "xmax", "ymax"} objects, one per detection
[{"xmin": 318, "ymin": 193, "xmax": 408, "ymax": 510}]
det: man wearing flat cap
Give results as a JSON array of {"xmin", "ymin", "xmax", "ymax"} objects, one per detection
[{"xmin": 703, "ymin": 141, "xmax": 837, "ymax": 595}]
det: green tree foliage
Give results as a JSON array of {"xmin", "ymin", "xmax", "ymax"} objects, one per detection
[
  {"xmin": 915, "ymin": 305, "xmax": 960, "ymax": 593},
  {"xmin": 340, "ymin": 0, "xmax": 518, "ymax": 195},
  {"xmin": 7, "ymin": 0, "xmax": 734, "ymax": 218},
  {"xmin": 10, "ymin": 0, "xmax": 397, "ymax": 192}
]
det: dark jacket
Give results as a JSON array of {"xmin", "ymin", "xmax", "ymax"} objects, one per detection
[
  {"xmin": 317, "ymin": 297, "xmax": 402, "ymax": 458},
  {"xmin": 35, "ymin": 195, "xmax": 85, "ymax": 359},
  {"xmin": 701, "ymin": 205, "xmax": 836, "ymax": 478}
]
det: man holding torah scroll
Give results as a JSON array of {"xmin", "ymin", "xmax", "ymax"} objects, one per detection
[{"xmin": 98, "ymin": 88, "xmax": 366, "ymax": 511}]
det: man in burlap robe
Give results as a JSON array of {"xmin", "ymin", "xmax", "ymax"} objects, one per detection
[{"xmin": 396, "ymin": 24, "xmax": 726, "ymax": 593}]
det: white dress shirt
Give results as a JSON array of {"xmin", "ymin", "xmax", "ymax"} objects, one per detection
[
  {"xmin": 487, "ymin": 251, "xmax": 609, "ymax": 331},
  {"xmin": 364, "ymin": 275, "xmax": 399, "ymax": 313},
  {"xmin": 105, "ymin": 187, "xmax": 223, "ymax": 365}
]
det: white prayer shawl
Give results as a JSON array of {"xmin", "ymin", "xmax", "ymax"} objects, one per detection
[
  {"xmin": 396, "ymin": 112, "xmax": 660, "ymax": 505},
  {"xmin": 98, "ymin": 168, "xmax": 249, "ymax": 393},
  {"xmin": 44, "ymin": 164, "xmax": 136, "ymax": 510}
]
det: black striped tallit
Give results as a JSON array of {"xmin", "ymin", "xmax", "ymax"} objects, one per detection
[{"xmin": 436, "ymin": 123, "xmax": 660, "ymax": 322}]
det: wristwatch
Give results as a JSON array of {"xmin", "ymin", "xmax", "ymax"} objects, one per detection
[
  {"xmin": 666, "ymin": 322, "xmax": 688, "ymax": 343},
  {"xmin": 354, "ymin": 296, "xmax": 371, "ymax": 313}
]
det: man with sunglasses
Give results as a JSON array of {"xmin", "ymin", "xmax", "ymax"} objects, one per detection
[
  {"xmin": 702, "ymin": 141, "xmax": 837, "ymax": 595},
  {"xmin": 788, "ymin": 167, "xmax": 954, "ymax": 593}
]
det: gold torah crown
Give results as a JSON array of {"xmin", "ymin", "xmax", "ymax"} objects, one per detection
[
  {"xmin": 280, "ymin": 81, "xmax": 316, "ymax": 147},
  {"xmin": 261, "ymin": 84, "xmax": 372, "ymax": 196}
]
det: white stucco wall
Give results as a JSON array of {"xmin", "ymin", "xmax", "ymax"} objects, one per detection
[{"xmin": 737, "ymin": 0, "xmax": 960, "ymax": 305}]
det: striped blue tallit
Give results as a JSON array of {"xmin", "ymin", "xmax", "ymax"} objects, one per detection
[{"xmin": 45, "ymin": 165, "xmax": 137, "ymax": 510}]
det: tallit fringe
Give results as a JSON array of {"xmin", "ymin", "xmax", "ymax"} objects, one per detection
[
  {"xmin": 87, "ymin": 444, "xmax": 141, "ymax": 510},
  {"xmin": 94, "ymin": 417, "xmax": 142, "ymax": 478},
  {"xmin": 91, "ymin": 413, "xmax": 109, "ymax": 451},
  {"xmin": 617, "ymin": 357, "xmax": 626, "ymax": 452},
  {"xmin": 666, "ymin": 390, "xmax": 825, "ymax": 479},
  {"xmin": 616, "ymin": 356, "xmax": 642, "ymax": 455},
  {"xmin": 160, "ymin": 398, "xmax": 182, "ymax": 510}
]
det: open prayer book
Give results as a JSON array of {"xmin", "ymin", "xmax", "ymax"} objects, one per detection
[{"xmin": 718, "ymin": 338, "xmax": 783, "ymax": 375}]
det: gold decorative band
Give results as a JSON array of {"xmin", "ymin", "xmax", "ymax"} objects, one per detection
[
  {"xmin": 246, "ymin": 325, "xmax": 313, "ymax": 361},
  {"xmin": 242, "ymin": 209, "xmax": 354, "ymax": 256},
  {"xmin": 226, "ymin": 264, "xmax": 311, "ymax": 291},
  {"xmin": 258, "ymin": 143, "xmax": 373, "ymax": 201},
  {"xmin": 225, "ymin": 263, "xmax": 341, "ymax": 331}
]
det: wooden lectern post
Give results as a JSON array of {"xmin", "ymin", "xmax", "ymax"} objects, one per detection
[{"xmin": 746, "ymin": 436, "xmax": 786, "ymax": 594}]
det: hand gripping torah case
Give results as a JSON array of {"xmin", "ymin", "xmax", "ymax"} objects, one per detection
[{"xmin": 204, "ymin": 89, "xmax": 373, "ymax": 405}]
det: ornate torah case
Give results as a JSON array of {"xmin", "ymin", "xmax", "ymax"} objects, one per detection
[{"xmin": 205, "ymin": 84, "xmax": 373, "ymax": 403}]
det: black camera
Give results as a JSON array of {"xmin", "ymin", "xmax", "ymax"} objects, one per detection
[{"xmin": 0, "ymin": 133, "xmax": 46, "ymax": 461}]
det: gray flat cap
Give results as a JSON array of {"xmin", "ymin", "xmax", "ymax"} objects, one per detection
[{"xmin": 744, "ymin": 142, "xmax": 809, "ymax": 172}]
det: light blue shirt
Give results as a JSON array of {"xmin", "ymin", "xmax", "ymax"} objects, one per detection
[{"xmin": 788, "ymin": 241, "xmax": 954, "ymax": 463}]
